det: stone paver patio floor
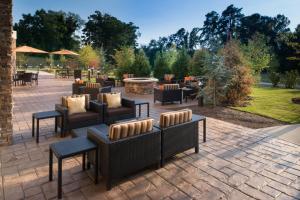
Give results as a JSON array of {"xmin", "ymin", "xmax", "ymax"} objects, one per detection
[{"xmin": 1, "ymin": 72, "xmax": 300, "ymax": 200}]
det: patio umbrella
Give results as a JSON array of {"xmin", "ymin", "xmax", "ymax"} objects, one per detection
[
  {"xmin": 14, "ymin": 45, "xmax": 48, "ymax": 54},
  {"xmin": 51, "ymin": 49, "xmax": 79, "ymax": 56}
]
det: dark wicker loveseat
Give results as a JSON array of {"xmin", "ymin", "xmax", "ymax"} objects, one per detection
[
  {"xmin": 101, "ymin": 98, "xmax": 136, "ymax": 125},
  {"xmin": 96, "ymin": 76, "xmax": 115, "ymax": 87},
  {"xmin": 154, "ymin": 84, "xmax": 182, "ymax": 105},
  {"xmin": 157, "ymin": 109, "xmax": 200, "ymax": 166},
  {"xmin": 55, "ymin": 94, "xmax": 103, "ymax": 135},
  {"xmin": 87, "ymin": 119, "xmax": 161, "ymax": 190}
]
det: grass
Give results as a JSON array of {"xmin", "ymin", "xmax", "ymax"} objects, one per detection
[{"xmin": 234, "ymin": 87, "xmax": 300, "ymax": 124}]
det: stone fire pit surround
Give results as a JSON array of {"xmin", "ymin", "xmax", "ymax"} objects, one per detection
[{"xmin": 124, "ymin": 77, "xmax": 159, "ymax": 95}]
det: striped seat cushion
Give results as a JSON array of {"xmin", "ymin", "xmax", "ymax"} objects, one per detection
[
  {"xmin": 163, "ymin": 84, "xmax": 180, "ymax": 90},
  {"xmin": 62, "ymin": 94, "xmax": 90, "ymax": 110},
  {"xmin": 109, "ymin": 119, "xmax": 154, "ymax": 141},
  {"xmin": 159, "ymin": 109, "xmax": 192, "ymax": 128},
  {"xmin": 86, "ymin": 82, "xmax": 101, "ymax": 88}
]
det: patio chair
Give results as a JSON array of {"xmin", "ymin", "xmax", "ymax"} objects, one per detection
[
  {"xmin": 96, "ymin": 75, "xmax": 115, "ymax": 87},
  {"xmin": 55, "ymin": 94, "xmax": 104, "ymax": 135},
  {"xmin": 157, "ymin": 109, "xmax": 199, "ymax": 166},
  {"xmin": 32, "ymin": 72, "xmax": 39, "ymax": 85},
  {"xmin": 97, "ymin": 93, "xmax": 136, "ymax": 124},
  {"xmin": 72, "ymin": 82, "xmax": 86, "ymax": 95},
  {"xmin": 13, "ymin": 74, "xmax": 21, "ymax": 86},
  {"xmin": 87, "ymin": 118, "xmax": 161, "ymax": 190},
  {"xmin": 22, "ymin": 73, "xmax": 33, "ymax": 86},
  {"xmin": 154, "ymin": 84, "xmax": 182, "ymax": 105}
]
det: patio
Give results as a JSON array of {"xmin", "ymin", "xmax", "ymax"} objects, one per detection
[{"xmin": 0, "ymin": 72, "xmax": 299, "ymax": 199}]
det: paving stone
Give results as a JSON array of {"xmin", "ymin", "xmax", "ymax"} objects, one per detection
[{"xmin": 1, "ymin": 72, "xmax": 300, "ymax": 200}]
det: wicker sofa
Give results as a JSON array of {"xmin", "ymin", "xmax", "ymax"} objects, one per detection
[
  {"xmin": 87, "ymin": 119, "xmax": 161, "ymax": 190},
  {"xmin": 55, "ymin": 94, "xmax": 103, "ymax": 135},
  {"xmin": 157, "ymin": 109, "xmax": 200, "ymax": 166},
  {"xmin": 96, "ymin": 76, "xmax": 115, "ymax": 87},
  {"xmin": 154, "ymin": 84, "xmax": 183, "ymax": 105}
]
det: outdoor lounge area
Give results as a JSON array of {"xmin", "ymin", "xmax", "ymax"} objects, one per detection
[
  {"xmin": 1, "ymin": 1, "xmax": 300, "ymax": 200},
  {"xmin": 0, "ymin": 72, "xmax": 299, "ymax": 200}
]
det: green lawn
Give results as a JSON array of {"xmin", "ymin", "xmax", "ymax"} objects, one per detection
[{"xmin": 234, "ymin": 87, "xmax": 300, "ymax": 124}]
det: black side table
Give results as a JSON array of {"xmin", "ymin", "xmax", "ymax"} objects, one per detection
[
  {"xmin": 49, "ymin": 137, "xmax": 98, "ymax": 199},
  {"xmin": 182, "ymin": 87, "xmax": 193, "ymax": 103},
  {"xmin": 32, "ymin": 110, "xmax": 63, "ymax": 143},
  {"xmin": 135, "ymin": 100, "xmax": 150, "ymax": 117}
]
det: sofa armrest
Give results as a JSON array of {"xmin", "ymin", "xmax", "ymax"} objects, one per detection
[
  {"xmin": 121, "ymin": 98, "xmax": 135, "ymax": 108},
  {"xmin": 55, "ymin": 104, "xmax": 68, "ymax": 127},
  {"xmin": 87, "ymin": 127, "xmax": 110, "ymax": 144},
  {"xmin": 89, "ymin": 101, "xmax": 103, "ymax": 113}
]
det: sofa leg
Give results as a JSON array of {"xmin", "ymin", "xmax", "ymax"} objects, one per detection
[
  {"xmin": 160, "ymin": 159, "xmax": 164, "ymax": 167},
  {"xmin": 195, "ymin": 145, "xmax": 199, "ymax": 153},
  {"xmin": 156, "ymin": 162, "xmax": 161, "ymax": 169},
  {"xmin": 106, "ymin": 180, "xmax": 112, "ymax": 191}
]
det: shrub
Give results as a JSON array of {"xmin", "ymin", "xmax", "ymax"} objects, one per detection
[
  {"xmin": 225, "ymin": 66, "xmax": 254, "ymax": 106},
  {"xmin": 132, "ymin": 50, "xmax": 151, "ymax": 77},
  {"xmin": 153, "ymin": 51, "xmax": 172, "ymax": 79},
  {"xmin": 79, "ymin": 45, "xmax": 100, "ymax": 69},
  {"xmin": 113, "ymin": 46, "xmax": 135, "ymax": 79},
  {"xmin": 172, "ymin": 49, "xmax": 190, "ymax": 79},
  {"xmin": 268, "ymin": 71, "xmax": 281, "ymax": 87},
  {"xmin": 189, "ymin": 49, "xmax": 209, "ymax": 76},
  {"xmin": 282, "ymin": 70, "xmax": 299, "ymax": 89},
  {"xmin": 220, "ymin": 40, "xmax": 254, "ymax": 106}
]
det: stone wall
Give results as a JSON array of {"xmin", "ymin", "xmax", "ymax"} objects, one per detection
[{"xmin": 0, "ymin": 0, "xmax": 13, "ymax": 145}]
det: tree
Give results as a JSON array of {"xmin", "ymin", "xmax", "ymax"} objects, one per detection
[
  {"xmin": 113, "ymin": 46, "xmax": 135, "ymax": 78},
  {"xmin": 78, "ymin": 45, "xmax": 100, "ymax": 69},
  {"xmin": 189, "ymin": 49, "xmax": 209, "ymax": 76},
  {"xmin": 14, "ymin": 9, "xmax": 82, "ymax": 51},
  {"xmin": 59, "ymin": 55, "xmax": 67, "ymax": 68},
  {"xmin": 171, "ymin": 49, "xmax": 190, "ymax": 79},
  {"xmin": 132, "ymin": 50, "xmax": 151, "ymax": 77},
  {"xmin": 16, "ymin": 53, "xmax": 28, "ymax": 68},
  {"xmin": 200, "ymin": 11, "xmax": 221, "ymax": 48},
  {"xmin": 202, "ymin": 55, "xmax": 231, "ymax": 107},
  {"xmin": 220, "ymin": 40, "xmax": 254, "ymax": 106},
  {"xmin": 153, "ymin": 52, "xmax": 172, "ymax": 79},
  {"xmin": 218, "ymin": 4, "xmax": 244, "ymax": 42},
  {"xmin": 242, "ymin": 33, "xmax": 271, "ymax": 75},
  {"xmin": 82, "ymin": 11, "xmax": 139, "ymax": 60}
]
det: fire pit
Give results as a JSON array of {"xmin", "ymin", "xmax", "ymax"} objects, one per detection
[{"xmin": 123, "ymin": 78, "xmax": 158, "ymax": 95}]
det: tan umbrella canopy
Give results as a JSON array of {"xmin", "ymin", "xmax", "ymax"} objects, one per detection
[
  {"xmin": 51, "ymin": 49, "xmax": 79, "ymax": 56},
  {"xmin": 14, "ymin": 45, "xmax": 48, "ymax": 54}
]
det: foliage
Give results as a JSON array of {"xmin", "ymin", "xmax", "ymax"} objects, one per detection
[
  {"xmin": 82, "ymin": 11, "xmax": 139, "ymax": 61},
  {"xmin": 220, "ymin": 40, "xmax": 246, "ymax": 69},
  {"xmin": 78, "ymin": 45, "xmax": 100, "ymax": 69},
  {"xmin": 242, "ymin": 33, "xmax": 271, "ymax": 74},
  {"xmin": 220, "ymin": 40, "xmax": 254, "ymax": 106},
  {"xmin": 282, "ymin": 70, "xmax": 299, "ymax": 89},
  {"xmin": 132, "ymin": 50, "xmax": 151, "ymax": 77},
  {"xmin": 59, "ymin": 55, "xmax": 67, "ymax": 67},
  {"xmin": 202, "ymin": 55, "xmax": 231, "ymax": 107},
  {"xmin": 113, "ymin": 46, "xmax": 135, "ymax": 79},
  {"xmin": 14, "ymin": 9, "xmax": 82, "ymax": 51},
  {"xmin": 189, "ymin": 49, "xmax": 209, "ymax": 76},
  {"xmin": 16, "ymin": 53, "xmax": 28, "ymax": 67},
  {"xmin": 235, "ymin": 87, "xmax": 300, "ymax": 124},
  {"xmin": 171, "ymin": 49, "xmax": 191, "ymax": 79},
  {"xmin": 153, "ymin": 52, "xmax": 172, "ymax": 79},
  {"xmin": 45, "ymin": 55, "xmax": 54, "ymax": 67},
  {"xmin": 225, "ymin": 66, "xmax": 254, "ymax": 106},
  {"xmin": 268, "ymin": 71, "xmax": 281, "ymax": 87}
]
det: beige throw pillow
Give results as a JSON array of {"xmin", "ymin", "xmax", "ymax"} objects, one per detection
[
  {"xmin": 67, "ymin": 96, "xmax": 86, "ymax": 115},
  {"xmin": 105, "ymin": 93, "xmax": 121, "ymax": 108}
]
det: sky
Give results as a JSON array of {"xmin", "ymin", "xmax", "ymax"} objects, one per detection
[{"xmin": 13, "ymin": 0, "xmax": 300, "ymax": 45}]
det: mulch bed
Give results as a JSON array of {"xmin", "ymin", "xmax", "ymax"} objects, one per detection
[{"xmin": 172, "ymin": 105, "xmax": 287, "ymax": 129}]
